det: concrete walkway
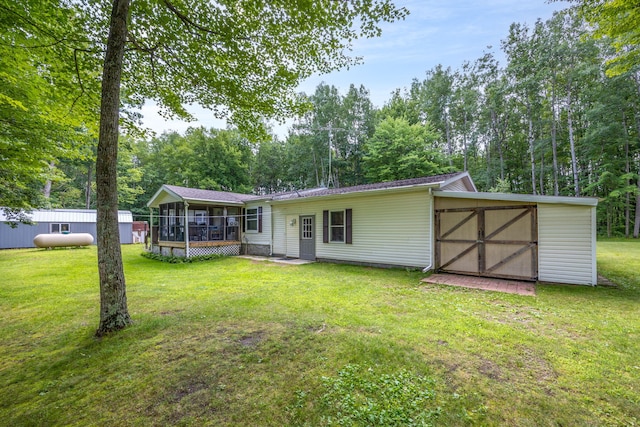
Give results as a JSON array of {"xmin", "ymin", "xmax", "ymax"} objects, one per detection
[
  {"xmin": 421, "ymin": 273, "xmax": 536, "ymax": 296},
  {"xmin": 237, "ymin": 255, "xmax": 315, "ymax": 265}
]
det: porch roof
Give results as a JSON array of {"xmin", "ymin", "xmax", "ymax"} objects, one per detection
[{"xmin": 147, "ymin": 184, "xmax": 262, "ymax": 208}]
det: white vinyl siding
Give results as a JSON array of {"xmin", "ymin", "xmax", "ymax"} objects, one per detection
[
  {"xmin": 538, "ymin": 204, "xmax": 597, "ymax": 285},
  {"xmin": 272, "ymin": 209, "xmax": 286, "ymax": 255},
  {"xmin": 285, "ymin": 214, "xmax": 299, "ymax": 258},
  {"xmin": 440, "ymin": 180, "xmax": 468, "ymax": 191},
  {"xmin": 243, "ymin": 204, "xmax": 271, "ymax": 246},
  {"xmin": 272, "ymin": 189, "xmax": 432, "ymax": 267}
]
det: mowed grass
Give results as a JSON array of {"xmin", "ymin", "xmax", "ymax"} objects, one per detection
[{"xmin": 0, "ymin": 241, "xmax": 638, "ymax": 426}]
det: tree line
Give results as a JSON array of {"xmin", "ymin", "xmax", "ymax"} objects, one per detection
[
  {"xmin": 43, "ymin": 9, "xmax": 639, "ymax": 237},
  {"xmin": 5, "ymin": 9, "xmax": 640, "ymax": 238}
]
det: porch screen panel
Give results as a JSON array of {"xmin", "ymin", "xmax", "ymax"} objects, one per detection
[{"xmin": 226, "ymin": 207, "xmax": 240, "ymax": 241}]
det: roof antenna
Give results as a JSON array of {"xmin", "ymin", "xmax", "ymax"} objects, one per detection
[{"xmin": 316, "ymin": 122, "xmax": 345, "ymax": 188}]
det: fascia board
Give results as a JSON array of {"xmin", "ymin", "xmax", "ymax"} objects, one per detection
[{"xmin": 434, "ymin": 190, "xmax": 598, "ymax": 206}]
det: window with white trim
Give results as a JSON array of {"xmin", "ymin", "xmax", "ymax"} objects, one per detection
[
  {"xmin": 50, "ymin": 223, "xmax": 70, "ymax": 233},
  {"xmin": 246, "ymin": 208, "xmax": 258, "ymax": 232},
  {"xmin": 323, "ymin": 209, "xmax": 352, "ymax": 244},
  {"xmin": 330, "ymin": 210, "xmax": 344, "ymax": 242}
]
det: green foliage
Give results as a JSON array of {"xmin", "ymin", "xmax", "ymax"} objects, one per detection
[
  {"xmin": 488, "ymin": 178, "xmax": 512, "ymax": 193},
  {"xmin": 252, "ymin": 139, "xmax": 289, "ymax": 194},
  {"xmin": 140, "ymin": 251, "xmax": 225, "ymax": 263},
  {"xmin": 289, "ymin": 82, "xmax": 377, "ymax": 188},
  {"xmin": 363, "ymin": 117, "xmax": 453, "ymax": 182},
  {"xmin": 97, "ymin": 0, "xmax": 408, "ymax": 138},
  {"xmin": 316, "ymin": 364, "xmax": 439, "ymax": 427},
  {"xmin": 0, "ymin": 1, "xmax": 98, "ymax": 210},
  {"xmin": 576, "ymin": 0, "xmax": 640, "ymax": 76}
]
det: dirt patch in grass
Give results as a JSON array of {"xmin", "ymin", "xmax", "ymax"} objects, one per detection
[
  {"xmin": 478, "ymin": 359, "xmax": 503, "ymax": 380},
  {"xmin": 516, "ymin": 348, "xmax": 558, "ymax": 383},
  {"xmin": 238, "ymin": 331, "xmax": 265, "ymax": 347},
  {"xmin": 159, "ymin": 309, "xmax": 184, "ymax": 316},
  {"xmin": 170, "ymin": 377, "xmax": 210, "ymax": 404}
]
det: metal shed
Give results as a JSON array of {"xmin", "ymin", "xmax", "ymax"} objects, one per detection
[
  {"xmin": 0, "ymin": 209, "xmax": 134, "ymax": 249},
  {"xmin": 433, "ymin": 191, "xmax": 598, "ymax": 285}
]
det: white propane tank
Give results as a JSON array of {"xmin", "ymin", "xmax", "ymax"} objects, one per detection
[{"xmin": 33, "ymin": 233, "xmax": 94, "ymax": 249}]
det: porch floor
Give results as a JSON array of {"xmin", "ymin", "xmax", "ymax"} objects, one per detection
[{"xmin": 421, "ymin": 273, "xmax": 536, "ymax": 296}]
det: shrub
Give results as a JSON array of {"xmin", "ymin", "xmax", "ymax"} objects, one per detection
[{"xmin": 140, "ymin": 251, "xmax": 225, "ymax": 264}]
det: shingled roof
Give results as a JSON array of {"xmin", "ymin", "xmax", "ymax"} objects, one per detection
[
  {"xmin": 149, "ymin": 172, "xmax": 470, "ymax": 207},
  {"xmin": 269, "ymin": 172, "xmax": 467, "ymax": 201},
  {"xmin": 162, "ymin": 185, "xmax": 262, "ymax": 204}
]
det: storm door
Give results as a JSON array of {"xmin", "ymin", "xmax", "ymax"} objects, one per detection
[{"xmin": 299, "ymin": 215, "xmax": 315, "ymax": 260}]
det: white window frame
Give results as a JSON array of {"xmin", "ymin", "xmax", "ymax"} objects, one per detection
[
  {"xmin": 50, "ymin": 223, "xmax": 70, "ymax": 233},
  {"xmin": 246, "ymin": 207, "xmax": 259, "ymax": 232},
  {"xmin": 329, "ymin": 210, "xmax": 345, "ymax": 243}
]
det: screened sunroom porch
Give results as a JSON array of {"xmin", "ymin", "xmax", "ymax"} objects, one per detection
[
  {"xmin": 151, "ymin": 201, "xmax": 243, "ymax": 257},
  {"xmin": 146, "ymin": 182, "xmax": 264, "ymax": 258}
]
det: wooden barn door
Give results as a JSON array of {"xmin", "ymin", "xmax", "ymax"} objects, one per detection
[{"xmin": 435, "ymin": 205, "xmax": 538, "ymax": 281}]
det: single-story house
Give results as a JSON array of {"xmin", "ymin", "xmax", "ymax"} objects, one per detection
[
  {"xmin": 0, "ymin": 209, "xmax": 134, "ymax": 249},
  {"xmin": 146, "ymin": 172, "xmax": 598, "ymax": 285}
]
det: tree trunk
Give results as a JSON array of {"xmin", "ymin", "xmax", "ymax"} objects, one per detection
[
  {"xmin": 635, "ymin": 160, "xmax": 640, "ymax": 239},
  {"xmin": 445, "ymin": 110, "xmax": 453, "ymax": 166},
  {"xmin": 462, "ymin": 113, "xmax": 468, "ymax": 172},
  {"xmin": 95, "ymin": 0, "xmax": 132, "ymax": 337},
  {"xmin": 491, "ymin": 109, "xmax": 505, "ymax": 181},
  {"xmin": 623, "ymin": 113, "xmax": 630, "ymax": 237},
  {"xmin": 634, "ymin": 182, "xmax": 640, "ymax": 238},
  {"xmin": 566, "ymin": 90, "xmax": 579, "ymax": 196},
  {"xmin": 43, "ymin": 161, "xmax": 55, "ymax": 199},
  {"xmin": 527, "ymin": 105, "xmax": 536, "ymax": 195},
  {"xmin": 551, "ymin": 73, "xmax": 559, "ymax": 196},
  {"xmin": 633, "ymin": 107, "xmax": 640, "ymax": 238},
  {"xmin": 539, "ymin": 149, "xmax": 545, "ymax": 196},
  {"xmin": 85, "ymin": 162, "xmax": 92, "ymax": 209}
]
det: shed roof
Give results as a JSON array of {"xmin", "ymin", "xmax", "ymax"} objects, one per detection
[
  {"xmin": 434, "ymin": 190, "xmax": 598, "ymax": 206},
  {"xmin": 0, "ymin": 209, "xmax": 134, "ymax": 223}
]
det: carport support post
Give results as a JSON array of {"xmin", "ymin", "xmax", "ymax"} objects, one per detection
[{"xmin": 149, "ymin": 208, "xmax": 153, "ymax": 250}]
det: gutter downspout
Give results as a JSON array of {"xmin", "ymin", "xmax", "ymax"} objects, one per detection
[{"xmin": 423, "ymin": 187, "xmax": 435, "ymax": 273}]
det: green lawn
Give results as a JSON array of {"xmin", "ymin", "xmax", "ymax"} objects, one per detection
[{"xmin": 0, "ymin": 241, "xmax": 638, "ymax": 426}]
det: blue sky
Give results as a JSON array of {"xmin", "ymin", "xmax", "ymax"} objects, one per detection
[{"xmin": 139, "ymin": 0, "xmax": 570, "ymax": 137}]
